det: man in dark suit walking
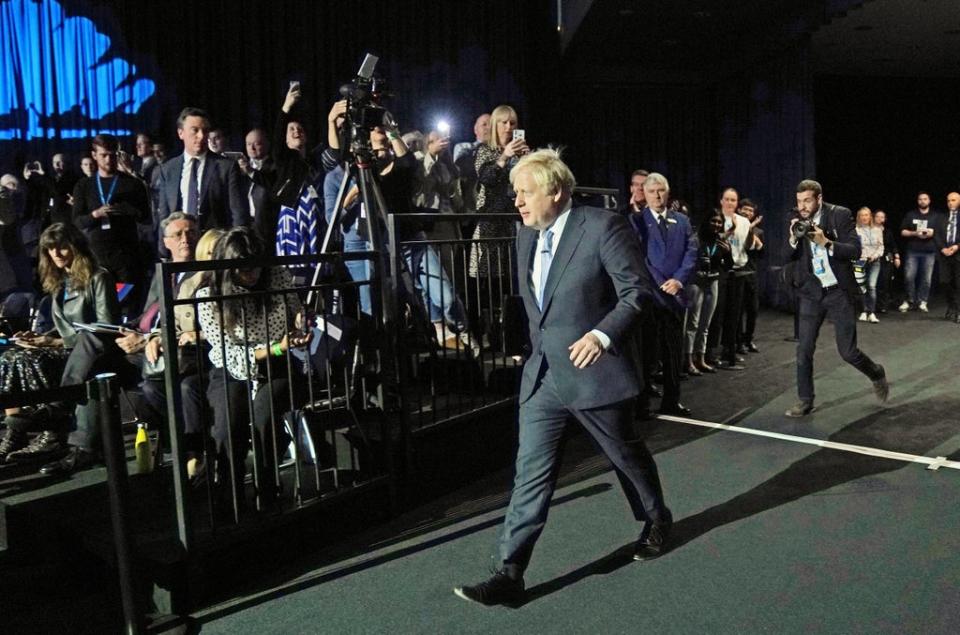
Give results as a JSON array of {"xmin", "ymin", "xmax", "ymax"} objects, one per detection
[
  {"xmin": 454, "ymin": 149, "xmax": 672, "ymax": 606},
  {"xmin": 626, "ymin": 172, "xmax": 697, "ymax": 415},
  {"xmin": 155, "ymin": 107, "xmax": 246, "ymax": 246},
  {"xmin": 785, "ymin": 179, "xmax": 888, "ymax": 417}
]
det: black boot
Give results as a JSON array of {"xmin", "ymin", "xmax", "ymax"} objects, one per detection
[
  {"xmin": 7, "ymin": 430, "xmax": 69, "ymax": 463},
  {"xmin": 0, "ymin": 426, "xmax": 29, "ymax": 464}
]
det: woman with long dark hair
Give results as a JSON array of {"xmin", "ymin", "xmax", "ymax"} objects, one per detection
[
  {"xmin": 195, "ymin": 226, "xmax": 311, "ymax": 503},
  {"xmin": 0, "ymin": 223, "xmax": 119, "ymax": 463}
]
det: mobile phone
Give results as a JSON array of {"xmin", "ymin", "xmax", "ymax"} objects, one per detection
[
  {"xmin": 512, "ymin": 129, "xmax": 525, "ymax": 142},
  {"xmin": 222, "ymin": 151, "xmax": 244, "ymax": 161}
]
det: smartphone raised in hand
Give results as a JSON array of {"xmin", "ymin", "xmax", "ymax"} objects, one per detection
[{"xmin": 512, "ymin": 129, "xmax": 525, "ymax": 142}]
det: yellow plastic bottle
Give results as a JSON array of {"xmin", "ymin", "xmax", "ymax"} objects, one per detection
[{"xmin": 135, "ymin": 423, "xmax": 154, "ymax": 474}]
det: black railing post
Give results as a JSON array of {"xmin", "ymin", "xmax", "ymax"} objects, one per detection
[{"xmin": 92, "ymin": 372, "xmax": 144, "ymax": 635}]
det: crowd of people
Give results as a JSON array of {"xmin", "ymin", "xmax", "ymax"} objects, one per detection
[{"xmin": 0, "ymin": 82, "xmax": 957, "ymax": 489}]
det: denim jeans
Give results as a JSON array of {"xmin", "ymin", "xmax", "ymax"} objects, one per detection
[
  {"xmin": 903, "ymin": 250, "xmax": 936, "ymax": 303},
  {"xmin": 402, "ymin": 237, "xmax": 466, "ymax": 330},
  {"xmin": 683, "ymin": 279, "xmax": 718, "ymax": 355},
  {"xmin": 860, "ymin": 259, "xmax": 881, "ymax": 312}
]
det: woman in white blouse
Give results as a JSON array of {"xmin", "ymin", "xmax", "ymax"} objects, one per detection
[
  {"xmin": 855, "ymin": 206, "xmax": 884, "ymax": 323},
  {"xmin": 196, "ymin": 227, "xmax": 311, "ymax": 501}
]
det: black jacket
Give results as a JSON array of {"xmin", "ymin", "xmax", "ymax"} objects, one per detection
[
  {"xmin": 787, "ymin": 202, "xmax": 861, "ymax": 301},
  {"xmin": 51, "ymin": 268, "xmax": 121, "ymax": 348}
]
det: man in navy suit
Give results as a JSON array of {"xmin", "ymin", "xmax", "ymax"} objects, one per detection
[
  {"xmin": 155, "ymin": 107, "xmax": 246, "ymax": 248},
  {"xmin": 626, "ymin": 172, "xmax": 697, "ymax": 415},
  {"xmin": 454, "ymin": 149, "xmax": 672, "ymax": 606}
]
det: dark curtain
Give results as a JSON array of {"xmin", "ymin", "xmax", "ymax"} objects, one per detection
[
  {"xmin": 815, "ymin": 74, "xmax": 960, "ymax": 232},
  {"xmin": 1, "ymin": 0, "xmax": 556, "ymax": 172},
  {"xmin": 717, "ymin": 42, "xmax": 816, "ymax": 307},
  {"xmin": 546, "ymin": 81, "xmax": 717, "ymax": 210}
]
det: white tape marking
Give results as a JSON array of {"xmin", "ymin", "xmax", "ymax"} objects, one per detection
[{"xmin": 657, "ymin": 414, "xmax": 960, "ymax": 472}]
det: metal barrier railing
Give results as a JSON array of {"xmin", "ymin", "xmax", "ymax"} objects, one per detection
[
  {"xmin": 156, "ymin": 252, "xmax": 393, "ymax": 556},
  {"xmin": 387, "ymin": 213, "xmax": 524, "ymax": 433}
]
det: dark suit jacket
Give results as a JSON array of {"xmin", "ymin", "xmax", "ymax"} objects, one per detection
[
  {"xmin": 517, "ymin": 206, "xmax": 652, "ymax": 410},
  {"xmin": 155, "ymin": 152, "xmax": 246, "ymax": 232},
  {"xmin": 788, "ymin": 202, "xmax": 861, "ymax": 300},
  {"xmin": 933, "ymin": 210, "xmax": 959, "ymax": 250},
  {"xmin": 625, "ymin": 208, "xmax": 697, "ymax": 312}
]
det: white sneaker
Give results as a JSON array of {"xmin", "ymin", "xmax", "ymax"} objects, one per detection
[
  {"xmin": 898, "ymin": 301, "xmax": 910, "ymax": 313},
  {"xmin": 868, "ymin": 313, "xmax": 879, "ymax": 323},
  {"xmin": 919, "ymin": 301, "xmax": 929, "ymax": 313},
  {"xmin": 858, "ymin": 312, "xmax": 868, "ymax": 322}
]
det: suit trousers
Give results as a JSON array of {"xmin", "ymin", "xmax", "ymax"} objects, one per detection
[
  {"xmin": 796, "ymin": 287, "xmax": 884, "ymax": 404},
  {"xmin": 940, "ymin": 253, "xmax": 960, "ymax": 312},
  {"xmin": 642, "ymin": 303, "xmax": 683, "ymax": 406},
  {"xmin": 499, "ymin": 366, "xmax": 669, "ymax": 572}
]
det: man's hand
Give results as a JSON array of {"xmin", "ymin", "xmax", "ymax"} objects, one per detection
[
  {"xmin": 237, "ymin": 156, "xmax": 253, "ymax": 177},
  {"xmin": 568, "ymin": 332, "xmax": 603, "ymax": 369},
  {"xmin": 116, "ymin": 328, "xmax": 147, "ymax": 354},
  {"xmin": 751, "ymin": 215, "xmax": 763, "ymax": 228},
  {"xmin": 145, "ymin": 337, "xmax": 163, "ymax": 363},
  {"xmin": 91, "ymin": 205, "xmax": 114, "ymax": 219},
  {"xmin": 178, "ymin": 331, "xmax": 198, "ymax": 347},
  {"xmin": 943, "ymin": 245, "xmax": 959, "ymax": 257},
  {"xmin": 660, "ymin": 279, "xmax": 682, "ymax": 296},
  {"xmin": 808, "ymin": 225, "xmax": 830, "ymax": 247}
]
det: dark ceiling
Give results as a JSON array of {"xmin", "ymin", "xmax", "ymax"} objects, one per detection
[{"xmin": 562, "ymin": 0, "xmax": 960, "ymax": 83}]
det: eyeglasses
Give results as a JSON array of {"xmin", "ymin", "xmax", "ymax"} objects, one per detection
[{"xmin": 164, "ymin": 229, "xmax": 198, "ymax": 240}]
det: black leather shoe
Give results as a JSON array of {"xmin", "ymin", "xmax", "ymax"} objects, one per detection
[
  {"xmin": 746, "ymin": 342, "xmax": 760, "ymax": 353},
  {"xmin": 737, "ymin": 344, "xmax": 749, "ymax": 355},
  {"xmin": 784, "ymin": 401, "xmax": 815, "ymax": 417},
  {"xmin": 642, "ymin": 385, "xmax": 663, "ymax": 398},
  {"xmin": 658, "ymin": 402, "xmax": 691, "ymax": 416},
  {"xmin": 634, "ymin": 518, "xmax": 672, "ymax": 561},
  {"xmin": 873, "ymin": 366, "xmax": 889, "ymax": 403},
  {"xmin": 39, "ymin": 446, "xmax": 99, "ymax": 476},
  {"xmin": 6, "ymin": 430, "xmax": 68, "ymax": 463},
  {"xmin": 454, "ymin": 570, "xmax": 525, "ymax": 606}
]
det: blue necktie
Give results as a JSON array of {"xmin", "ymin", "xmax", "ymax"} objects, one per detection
[
  {"xmin": 186, "ymin": 157, "xmax": 199, "ymax": 215},
  {"xmin": 537, "ymin": 229, "xmax": 554, "ymax": 309}
]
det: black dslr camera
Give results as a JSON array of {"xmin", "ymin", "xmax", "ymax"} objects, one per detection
[{"xmin": 791, "ymin": 213, "xmax": 816, "ymax": 242}]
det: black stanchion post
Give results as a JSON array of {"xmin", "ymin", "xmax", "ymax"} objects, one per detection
[{"xmin": 92, "ymin": 372, "xmax": 144, "ymax": 635}]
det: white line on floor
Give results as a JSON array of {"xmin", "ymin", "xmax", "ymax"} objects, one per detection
[{"xmin": 657, "ymin": 414, "xmax": 960, "ymax": 472}]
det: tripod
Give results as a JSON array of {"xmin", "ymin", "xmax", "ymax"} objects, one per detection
[{"xmin": 307, "ymin": 123, "xmax": 434, "ymax": 411}]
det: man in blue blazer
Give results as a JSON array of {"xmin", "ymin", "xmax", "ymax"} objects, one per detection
[
  {"xmin": 625, "ymin": 172, "xmax": 697, "ymax": 414},
  {"xmin": 454, "ymin": 149, "xmax": 672, "ymax": 606},
  {"xmin": 155, "ymin": 107, "xmax": 246, "ymax": 248}
]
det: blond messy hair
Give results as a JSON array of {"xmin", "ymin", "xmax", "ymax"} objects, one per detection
[{"xmin": 509, "ymin": 147, "xmax": 576, "ymax": 195}]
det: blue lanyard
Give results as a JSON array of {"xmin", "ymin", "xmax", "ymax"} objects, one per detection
[
  {"xmin": 95, "ymin": 173, "xmax": 119, "ymax": 206},
  {"xmin": 706, "ymin": 244, "xmax": 717, "ymax": 257}
]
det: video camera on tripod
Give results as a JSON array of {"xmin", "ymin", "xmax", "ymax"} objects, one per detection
[{"xmin": 339, "ymin": 54, "xmax": 391, "ymax": 132}]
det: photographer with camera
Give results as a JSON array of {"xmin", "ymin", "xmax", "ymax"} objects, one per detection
[{"xmin": 784, "ymin": 179, "xmax": 888, "ymax": 417}]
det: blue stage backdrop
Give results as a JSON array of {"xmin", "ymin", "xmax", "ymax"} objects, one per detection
[{"xmin": 0, "ymin": 0, "xmax": 155, "ymax": 140}]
